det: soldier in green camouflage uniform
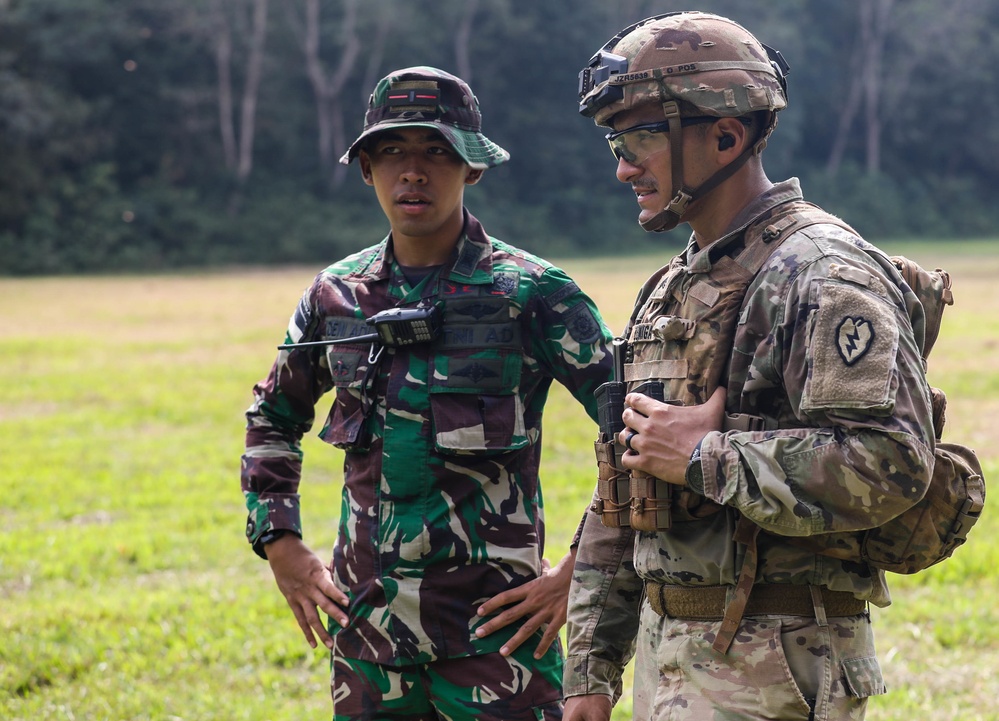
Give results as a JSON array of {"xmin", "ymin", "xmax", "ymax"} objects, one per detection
[
  {"xmin": 241, "ymin": 67, "xmax": 613, "ymax": 720},
  {"xmin": 565, "ymin": 13, "xmax": 935, "ymax": 721}
]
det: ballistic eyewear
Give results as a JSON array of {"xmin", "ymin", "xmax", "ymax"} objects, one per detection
[{"xmin": 605, "ymin": 117, "xmax": 717, "ymax": 164}]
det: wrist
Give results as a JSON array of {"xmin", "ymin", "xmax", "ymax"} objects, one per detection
[
  {"xmin": 684, "ymin": 438, "xmax": 705, "ymax": 493},
  {"xmin": 253, "ymin": 528, "xmax": 300, "ymax": 559}
]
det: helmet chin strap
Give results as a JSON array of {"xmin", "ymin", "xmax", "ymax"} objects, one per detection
[
  {"xmin": 638, "ymin": 102, "xmax": 763, "ymax": 233},
  {"xmin": 639, "ymin": 102, "xmax": 688, "ymax": 233}
]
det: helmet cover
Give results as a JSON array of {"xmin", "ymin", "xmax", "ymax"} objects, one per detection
[{"xmin": 579, "ymin": 12, "xmax": 788, "ymax": 128}]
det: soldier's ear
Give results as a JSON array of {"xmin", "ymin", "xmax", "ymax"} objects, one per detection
[
  {"xmin": 359, "ymin": 152, "xmax": 374, "ymax": 185},
  {"xmin": 465, "ymin": 168, "xmax": 484, "ymax": 185},
  {"xmin": 713, "ymin": 117, "xmax": 750, "ymax": 159}
]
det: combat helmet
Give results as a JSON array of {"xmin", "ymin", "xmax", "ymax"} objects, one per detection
[{"xmin": 578, "ymin": 11, "xmax": 789, "ymax": 232}]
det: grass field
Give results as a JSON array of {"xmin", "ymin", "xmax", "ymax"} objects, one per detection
[{"xmin": 2, "ymin": 243, "xmax": 998, "ymax": 720}]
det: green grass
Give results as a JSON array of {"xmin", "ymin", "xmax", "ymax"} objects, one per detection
[{"xmin": 2, "ymin": 243, "xmax": 998, "ymax": 720}]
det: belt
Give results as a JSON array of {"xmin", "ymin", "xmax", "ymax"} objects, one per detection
[{"xmin": 645, "ymin": 582, "xmax": 866, "ymax": 620}]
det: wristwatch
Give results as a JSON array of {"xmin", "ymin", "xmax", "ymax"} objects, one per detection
[
  {"xmin": 685, "ymin": 439, "xmax": 704, "ymax": 492},
  {"xmin": 258, "ymin": 529, "xmax": 289, "ymax": 546},
  {"xmin": 254, "ymin": 529, "xmax": 294, "ymax": 558}
]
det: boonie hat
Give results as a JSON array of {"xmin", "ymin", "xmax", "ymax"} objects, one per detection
[{"xmin": 340, "ymin": 66, "xmax": 510, "ymax": 169}]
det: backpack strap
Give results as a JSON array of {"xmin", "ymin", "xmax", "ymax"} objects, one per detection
[
  {"xmin": 625, "ymin": 200, "xmax": 857, "ymax": 343},
  {"xmin": 722, "ymin": 201, "xmax": 860, "ymax": 405},
  {"xmin": 736, "ymin": 200, "xmax": 859, "ymax": 274},
  {"xmin": 714, "ymin": 200, "xmax": 862, "ymax": 653}
]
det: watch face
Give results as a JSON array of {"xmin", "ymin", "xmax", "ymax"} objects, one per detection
[{"xmin": 686, "ymin": 443, "xmax": 704, "ymax": 489}]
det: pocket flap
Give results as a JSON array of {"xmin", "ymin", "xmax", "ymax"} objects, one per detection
[{"xmin": 841, "ymin": 655, "xmax": 886, "ymax": 698}]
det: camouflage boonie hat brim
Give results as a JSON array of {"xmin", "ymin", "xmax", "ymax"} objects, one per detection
[{"xmin": 340, "ymin": 66, "xmax": 510, "ymax": 170}]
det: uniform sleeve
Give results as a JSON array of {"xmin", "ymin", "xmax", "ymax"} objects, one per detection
[
  {"xmin": 241, "ymin": 282, "xmax": 332, "ymax": 556},
  {"xmin": 527, "ymin": 268, "xmax": 632, "ymax": 694},
  {"xmin": 532, "ymin": 266, "xmax": 615, "ymax": 423},
  {"xmin": 697, "ymin": 245, "xmax": 936, "ymax": 537},
  {"xmin": 563, "ymin": 499, "xmax": 643, "ymax": 700}
]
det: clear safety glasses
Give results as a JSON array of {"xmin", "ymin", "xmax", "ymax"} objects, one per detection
[{"xmin": 605, "ymin": 117, "xmax": 717, "ymax": 165}]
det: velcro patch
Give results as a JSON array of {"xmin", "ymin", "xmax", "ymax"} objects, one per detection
[
  {"xmin": 631, "ymin": 316, "xmax": 696, "ymax": 343},
  {"xmin": 649, "ymin": 276, "xmax": 673, "ymax": 302},
  {"xmin": 440, "ymin": 322, "xmax": 521, "ymax": 349},
  {"xmin": 687, "ymin": 281, "xmax": 720, "ymax": 307},
  {"xmin": 387, "ymin": 84, "xmax": 440, "ymax": 113},
  {"xmin": 543, "ymin": 281, "xmax": 580, "ymax": 309},
  {"xmin": 324, "ymin": 316, "xmax": 370, "ymax": 341},
  {"xmin": 437, "ymin": 357, "xmax": 512, "ymax": 390},
  {"xmin": 489, "ymin": 272, "xmax": 519, "ymax": 297},
  {"xmin": 802, "ymin": 279, "xmax": 899, "ymax": 412},
  {"xmin": 325, "ymin": 351, "xmax": 363, "ymax": 386},
  {"xmin": 563, "ymin": 302, "xmax": 602, "ymax": 345},
  {"xmin": 624, "ymin": 359, "xmax": 688, "ymax": 382},
  {"xmin": 446, "ymin": 298, "xmax": 508, "ymax": 323}
]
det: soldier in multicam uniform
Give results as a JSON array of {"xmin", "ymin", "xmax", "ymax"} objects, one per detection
[
  {"xmin": 565, "ymin": 12, "xmax": 935, "ymax": 721},
  {"xmin": 241, "ymin": 66, "xmax": 613, "ymax": 720}
]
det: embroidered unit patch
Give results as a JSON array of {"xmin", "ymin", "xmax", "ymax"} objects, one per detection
[{"xmin": 836, "ymin": 316, "xmax": 876, "ymax": 366}]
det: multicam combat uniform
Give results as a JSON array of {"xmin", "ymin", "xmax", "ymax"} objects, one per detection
[
  {"xmin": 565, "ymin": 180, "xmax": 935, "ymax": 720},
  {"xmin": 242, "ymin": 210, "xmax": 612, "ymax": 717}
]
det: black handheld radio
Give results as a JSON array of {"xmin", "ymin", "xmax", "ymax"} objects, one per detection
[{"xmin": 277, "ymin": 304, "xmax": 443, "ymax": 351}]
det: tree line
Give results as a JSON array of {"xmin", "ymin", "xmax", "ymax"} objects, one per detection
[{"xmin": 2, "ymin": 0, "xmax": 997, "ymax": 276}]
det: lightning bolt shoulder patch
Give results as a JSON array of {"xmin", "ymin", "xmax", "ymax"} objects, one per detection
[
  {"xmin": 801, "ymin": 269, "xmax": 900, "ymax": 413},
  {"xmin": 836, "ymin": 316, "xmax": 875, "ymax": 365}
]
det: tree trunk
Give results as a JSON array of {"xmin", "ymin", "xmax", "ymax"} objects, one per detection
[
  {"xmin": 826, "ymin": 0, "xmax": 877, "ymax": 177},
  {"xmin": 825, "ymin": 0, "xmax": 893, "ymax": 177},
  {"xmin": 236, "ymin": 0, "xmax": 269, "ymax": 184},
  {"xmin": 359, "ymin": 11, "xmax": 393, "ymax": 107},
  {"xmin": 211, "ymin": 0, "xmax": 237, "ymax": 171},
  {"xmin": 209, "ymin": 0, "xmax": 269, "ymax": 213},
  {"xmin": 825, "ymin": 29, "xmax": 865, "ymax": 177},
  {"xmin": 454, "ymin": 0, "xmax": 479, "ymax": 83},
  {"xmin": 863, "ymin": 0, "xmax": 894, "ymax": 175},
  {"xmin": 294, "ymin": 0, "xmax": 361, "ymax": 190},
  {"xmin": 300, "ymin": 0, "xmax": 331, "ymax": 173}
]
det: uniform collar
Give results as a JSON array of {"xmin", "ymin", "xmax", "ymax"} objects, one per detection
[
  {"xmin": 685, "ymin": 178, "xmax": 803, "ymax": 274},
  {"xmin": 443, "ymin": 210, "xmax": 495, "ymax": 284},
  {"xmin": 354, "ymin": 209, "xmax": 495, "ymax": 285}
]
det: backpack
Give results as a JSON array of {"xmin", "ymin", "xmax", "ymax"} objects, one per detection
[
  {"xmin": 745, "ymin": 210, "xmax": 987, "ymax": 574},
  {"xmin": 849, "ymin": 256, "xmax": 986, "ymax": 573},
  {"xmin": 730, "ymin": 207, "xmax": 985, "ymax": 654}
]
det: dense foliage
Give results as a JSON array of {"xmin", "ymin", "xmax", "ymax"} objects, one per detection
[{"xmin": 2, "ymin": 0, "xmax": 997, "ymax": 275}]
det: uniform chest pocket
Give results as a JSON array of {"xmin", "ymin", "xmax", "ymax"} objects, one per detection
[
  {"xmin": 318, "ymin": 349, "xmax": 372, "ymax": 451},
  {"xmin": 429, "ymin": 351, "xmax": 526, "ymax": 454}
]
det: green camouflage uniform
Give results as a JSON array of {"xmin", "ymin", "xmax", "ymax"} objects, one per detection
[
  {"xmin": 242, "ymin": 210, "xmax": 612, "ymax": 692},
  {"xmin": 565, "ymin": 179, "xmax": 935, "ymax": 720}
]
